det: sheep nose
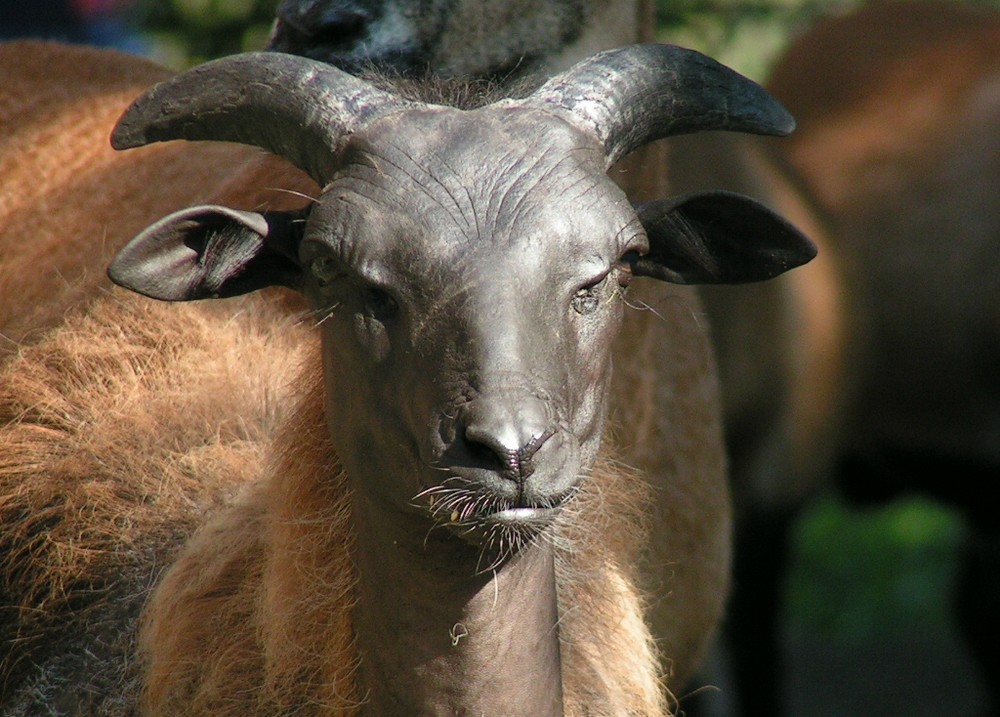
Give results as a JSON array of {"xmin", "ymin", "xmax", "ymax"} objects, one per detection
[{"xmin": 460, "ymin": 400, "xmax": 555, "ymax": 483}]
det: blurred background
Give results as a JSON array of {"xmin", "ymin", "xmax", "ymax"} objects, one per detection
[
  {"xmin": 4, "ymin": 0, "xmax": 999, "ymax": 78},
  {"xmin": 1, "ymin": 1, "xmax": 996, "ymax": 715}
]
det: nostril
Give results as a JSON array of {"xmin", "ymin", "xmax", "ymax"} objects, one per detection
[
  {"xmin": 463, "ymin": 428, "xmax": 509, "ymax": 469},
  {"xmin": 464, "ymin": 424, "xmax": 518, "ymax": 469},
  {"xmin": 462, "ymin": 424, "xmax": 555, "ymax": 482}
]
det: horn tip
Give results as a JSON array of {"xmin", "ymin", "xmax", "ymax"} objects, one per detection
[
  {"xmin": 110, "ymin": 115, "xmax": 155, "ymax": 150},
  {"xmin": 110, "ymin": 98, "xmax": 154, "ymax": 150},
  {"xmin": 746, "ymin": 100, "xmax": 796, "ymax": 138},
  {"xmin": 770, "ymin": 106, "xmax": 797, "ymax": 136},
  {"xmin": 109, "ymin": 120, "xmax": 141, "ymax": 150}
]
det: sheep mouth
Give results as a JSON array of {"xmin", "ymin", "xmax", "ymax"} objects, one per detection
[
  {"xmin": 451, "ymin": 504, "xmax": 564, "ymax": 568},
  {"xmin": 425, "ymin": 494, "xmax": 565, "ymax": 530},
  {"xmin": 414, "ymin": 482, "xmax": 571, "ymax": 554},
  {"xmin": 481, "ymin": 506, "xmax": 560, "ymax": 527}
]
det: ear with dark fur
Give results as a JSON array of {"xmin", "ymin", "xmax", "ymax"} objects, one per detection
[
  {"xmin": 633, "ymin": 191, "xmax": 816, "ymax": 284},
  {"xmin": 108, "ymin": 205, "xmax": 307, "ymax": 301}
]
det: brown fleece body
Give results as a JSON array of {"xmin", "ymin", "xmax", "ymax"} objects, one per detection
[
  {"xmin": 0, "ymin": 292, "xmax": 308, "ymax": 712},
  {"xmin": 139, "ymin": 350, "xmax": 666, "ymax": 717}
]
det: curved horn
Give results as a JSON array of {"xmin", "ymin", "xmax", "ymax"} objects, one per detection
[
  {"xmin": 111, "ymin": 52, "xmax": 412, "ymax": 185},
  {"xmin": 524, "ymin": 43, "xmax": 795, "ymax": 168}
]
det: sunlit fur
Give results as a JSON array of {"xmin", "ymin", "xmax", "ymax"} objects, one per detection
[
  {"xmin": 0, "ymin": 292, "xmax": 668, "ymax": 716},
  {"xmin": 136, "ymin": 349, "xmax": 667, "ymax": 717},
  {"xmin": 0, "ymin": 292, "xmax": 308, "ymax": 712}
]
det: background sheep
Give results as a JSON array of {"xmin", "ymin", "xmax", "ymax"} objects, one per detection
[
  {"xmin": 0, "ymin": 40, "xmax": 813, "ymax": 714},
  {"xmin": 0, "ymin": 41, "xmax": 316, "ymax": 353},
  {"xmin": 0, "ymin": 39, "xmax": 314, "ymax": 712},
  {"xmin": 761, "ymin": 2, "xmax": 1000, "ymax": 710}
]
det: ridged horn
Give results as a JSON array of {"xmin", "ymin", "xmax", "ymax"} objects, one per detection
[
  {"xmin": 111, "ymin": 52, "xmax": 412, "ymax": 186},
  {"xmin": 523, "ymin": 43, "xmax": 795, "ymax": 168}
]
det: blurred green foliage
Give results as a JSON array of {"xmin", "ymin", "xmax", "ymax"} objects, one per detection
[
  {"xmin": 655, "ymin": 0, "xmax": 858, "ymax": 79},
  {"xmin": 134, "ymin": 0, "xmax": 278, "ymax": 67},
  {"xmin": 786, "ymin": 493, "xmax": 967, "ymax": 641}
]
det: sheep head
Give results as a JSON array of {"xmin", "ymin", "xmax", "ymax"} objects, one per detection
[{"xmin": 108, "ymin": 44, "xmax": 814, "ymax": 556}]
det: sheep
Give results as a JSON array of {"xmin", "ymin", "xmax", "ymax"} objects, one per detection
[
  {"xmin": 0, "ymin": 40, "xmax": 815, "ymax": 715},
  {"xmin": 270, "ymin": 5, "xmax": 844, "ymax": 703},
  {"xmin": 267, "ymin": 0, "xmax": 1000, "ymax": 713},
  {"xmin": 268, "ymin": 0, "xmax": 841, "ymax": 711}
]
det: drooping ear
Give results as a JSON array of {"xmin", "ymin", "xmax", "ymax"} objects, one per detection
[
  {"xmin": 632, "ymin": 191, "xmax": 816, "ymax": 284},
  {"xmin": 107, "ymin": 205, "xmax": 307, "ymax": 301}
]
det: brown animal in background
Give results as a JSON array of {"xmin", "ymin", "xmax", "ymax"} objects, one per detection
[
  {"xmin": 0, "ymin": 41, "xmax": 315, "ymax": 353},
  {"xmin": 0, "ymin": 40, "xmax": 318, "ymax": 708},
  {"xmin": 0, "ymin": 40, "xmax": 813, "ymax": 714},
  {"xmin": 760, "ymin": 1, "xmax": 1000, "ymax": 708}
]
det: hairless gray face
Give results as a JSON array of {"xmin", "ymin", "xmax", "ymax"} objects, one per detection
[
  {"xmin": 108, "ymin": 45, "xmax": 814, "ymax": 558},
  {"xmin": 300, "ymin": 108, "xmax": 641, "ymax": 528}
]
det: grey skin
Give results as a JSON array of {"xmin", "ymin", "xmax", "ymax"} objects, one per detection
[{"xmin": 108, "ymin": 45, "xmax": 813, "ymax": 715}]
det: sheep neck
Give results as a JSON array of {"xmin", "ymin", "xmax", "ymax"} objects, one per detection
[{"xmin": 350, "ymin": 494, "xmax": 565, "ymax": 717}]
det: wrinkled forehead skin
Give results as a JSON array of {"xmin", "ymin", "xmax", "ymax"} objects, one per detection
[{"xmin": 310, "ymin": 105, "xmax": 641, "ymax": 299}]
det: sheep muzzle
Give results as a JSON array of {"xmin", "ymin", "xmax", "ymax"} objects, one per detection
[{"xmin": 414, "ymin": 412, "xmax": 584, "ymax": 551}]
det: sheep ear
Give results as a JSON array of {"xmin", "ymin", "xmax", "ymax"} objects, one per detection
[
  {"xmin": 633, "ymin": 191, "xmax": 816, "ymax": 284},
  {"xmin": 108, "ymin": 205, "xmax": 306, "ymax": 301}
]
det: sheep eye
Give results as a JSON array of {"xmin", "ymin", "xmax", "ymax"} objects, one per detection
[{"xmin": 572, "ymin": 278, "xmax": 604, "ymax": 315}]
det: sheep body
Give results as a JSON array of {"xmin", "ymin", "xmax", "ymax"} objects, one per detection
[
  {"xmin": 761, "ymin": 4, "xmax": 1000, "ymax": 706},
  {"xmin": 0, "ymin": 291, "xmax": 308, "ymax": 714},
  {"xmin": 0, "ymin": 40, "xmax": 313, "ymax": 712},
  {"xmin": 767, "ymin": 0, "xmax": 1000, "ymax": 473}
]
